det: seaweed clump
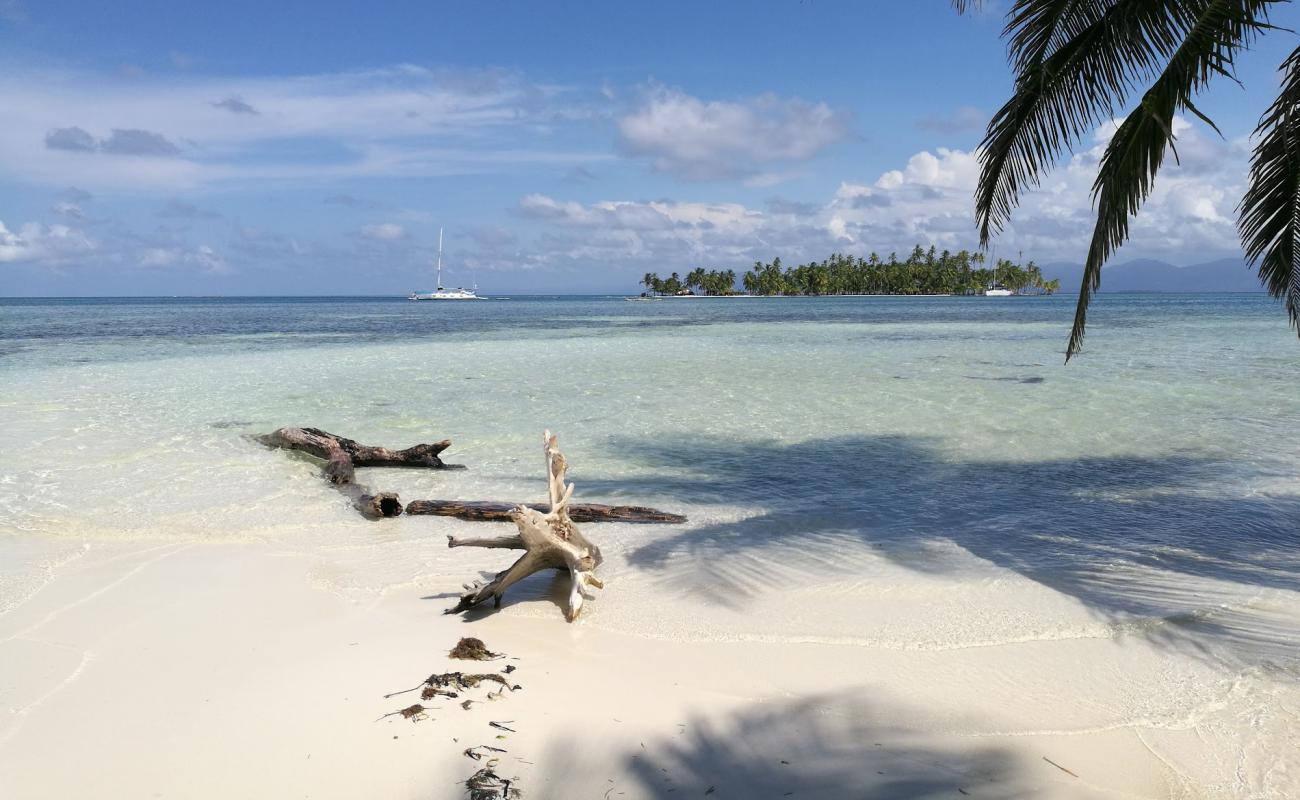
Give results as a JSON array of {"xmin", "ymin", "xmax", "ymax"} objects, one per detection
[
  {"xmin": 450, "ymin": 637, "xmax": 500, "ymax": 660},
  {"xmin": 466, "ymin": 766, "xmax": 520, "ymax": 800}
]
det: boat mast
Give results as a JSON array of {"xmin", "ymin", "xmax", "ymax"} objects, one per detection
[{"xmin": 436, "ymin": 227, "xmax": 444, "ymax": 290}]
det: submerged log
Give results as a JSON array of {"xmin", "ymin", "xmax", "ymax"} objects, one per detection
[
  {"xmin": 448, "ymin": 431, "xmax": 605, "ymax": 621},
  {"xmin": 258, "ymin": 426, "xmax": 455, "ymax": 470},
  {"xmin": 258, "ymin": 426, "xmax": 456, "ymax": 519},
  {"xmin": 407, "ymin": 499, "xmax": 684, "ymax": 524}
]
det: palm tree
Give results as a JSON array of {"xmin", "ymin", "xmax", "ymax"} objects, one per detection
[{"xmin": 955, "ymin": 0, "xmax": 1298, "ymax": 360}]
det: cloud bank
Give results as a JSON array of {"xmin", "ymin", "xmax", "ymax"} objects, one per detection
[{"xmin": 617, "ymin": 84, "xmax": 851, "ymax": 181}]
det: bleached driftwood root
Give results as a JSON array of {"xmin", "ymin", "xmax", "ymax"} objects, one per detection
[
  {"xmin": 258, "ymin": 426, "xmax": 456, "ymax": 518},
  {"xmin": 448, "ymin": 431, "xmax": 604, "ymax": 621}
]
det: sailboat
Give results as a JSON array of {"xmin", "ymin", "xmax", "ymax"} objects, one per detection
[
  {"xmin": 984, "ymin": 250, "xmax": 1014, "ymax": 296},
  {"xmin": 409, "ymin": 228, "xmax": 481, "ymax": 300}
]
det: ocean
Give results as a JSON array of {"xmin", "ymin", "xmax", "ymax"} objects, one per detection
[{"xmin": 1, "ymin": 293, "xmax": 1298, "ymax": 796}]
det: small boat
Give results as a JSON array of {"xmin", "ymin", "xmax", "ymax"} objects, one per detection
[
  {"xmin": 409, "ymin": 228, "xmax": 482, "ymax": 300},
  {"xmin": 982, "ymin": 248, "xmax": 1015, "ymax": 296}
]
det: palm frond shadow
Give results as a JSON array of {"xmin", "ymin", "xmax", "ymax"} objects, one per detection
[
  {"xmin": 542, "ymin": 692, "xmax": 1036, "ymax": 799},
  {"xmin": 583, "ymin": 434, "xmax": 1300, "ymax": 673}
]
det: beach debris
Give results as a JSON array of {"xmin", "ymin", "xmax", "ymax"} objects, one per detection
[
  {"xmin": 1042, "ymin": 756, "xmax": 1079, "ymax": 778},
  {"xmin": 412, "ymin": 499, "xmax": 685, "ymax": 524},
  {"xmin": 257, "ymin": 426, "xmax": 457, "ymax": 518},
  {"xmin": 447, "ymin": 431, "xmax": 606, "ymax": 621},
  {"xmin": 488, "ymin": 720, "xmax": 516, "ymax": 733},
  {"xmin": 465, "ymin": 766, "xmax": 520, "ymax": 800},
  {"xmin": 386, "ymin": 671, "xmax": 518, "ymax": 699},
  {"xmin": 503, "ymin": 664, "xmax": 516, "ymax": 674},
  {"xmin": 376, "ymin": 704, "xmax": 428, "ymax": 722},
  {"xmin": 422, "ymin": 685, "xmax": 457, "ymax": 701},
  {"xmin": 450, "ymin": 637, "xmax": 500, "ymax": 661},
  {"xmin": 464, "ymin": 745, "xmax": 507, "ymax": 762}
]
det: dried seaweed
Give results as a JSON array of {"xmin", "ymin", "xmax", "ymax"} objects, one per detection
[
  {"xmin": 376, "ymin": 704, "xmax": 428, "ymax": 722},
  {"xmin": 464, "ymin": 745, "xmax": 507, "ymax": 762},
  {"xmin": 385, "ymin": 671, "xmax": 517, "ymax": 700},
  {"xmin": 450, "ymin": 637, "xmax": 501, "ymax": 661},
  {"xmin": 466, "ymin": 766, "xmax": 520, "ymax": 799}
]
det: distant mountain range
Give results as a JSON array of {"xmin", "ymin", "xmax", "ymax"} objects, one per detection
[{"xmin": 1041, "ymin": 258, "xmax": 1265, "ymax": 293}]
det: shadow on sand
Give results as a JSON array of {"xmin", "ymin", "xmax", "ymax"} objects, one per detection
[
  {"xmin": 578, "ymin": 434, "xmax": 1300, "ymax": 674},
  {"xmin": 540, "ymin": 691, "xmax": 1068, "ymax": 799}
]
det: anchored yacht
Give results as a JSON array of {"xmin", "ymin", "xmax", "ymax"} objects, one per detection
[{"xmin": 409, "ymin": 228, "xmax": 481, "ymax": 300}]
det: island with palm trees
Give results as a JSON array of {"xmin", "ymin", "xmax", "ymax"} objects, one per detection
[{"xmin": 639, "ymin": 245, "xmax": 1061, "ymax": 297}]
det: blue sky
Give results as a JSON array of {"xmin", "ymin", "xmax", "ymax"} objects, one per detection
[{"xmin": 1, "ymin": 0, "xmax": 1296, "ymax": 295}]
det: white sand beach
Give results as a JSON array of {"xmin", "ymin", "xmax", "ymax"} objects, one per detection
[
  {"xmin": 5, "ymin": 534, "xmax": 1267, "ymax": 800},
  {"xmin": 2, "ymin": 296, "xmax": 1298, "ymax": 799}
]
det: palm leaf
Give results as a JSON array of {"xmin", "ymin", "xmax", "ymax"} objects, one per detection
[
  {"xmin": 1239, "ymin": 44, "xmax": 1300, "ymax": 333},
  {"xmin": 1067, "ymin": 0, "xmax": 1279, "ymax": 359},
  {"xmin": 976, "ymin": 0, "xmax": 1196, "ymax": 245}
]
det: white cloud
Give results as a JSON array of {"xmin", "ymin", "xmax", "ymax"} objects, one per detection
[
  {"xmin": 0, "ymin": 65, "xmax": 602, "ymax": 189},
  {"xmin": 0, "ymin": 219, "xmax": 96, "ymax": 264},
  {"xmin": 360, "ymin": 222, "xmax": 406, "ymax": 240},
  {"xmin": 134, "ymin": 243, "xmax": 229, "ymax": 273},
  {"xmin": 616, "ymin": 85, "xmax": 850, "ymax": 180},
  {"xmin": 499, "ymin": 116, "xmax": 1246, "ymax": 273},
  {"xmin": 0, "ymin": 214, "xmax": 237, "ymax": 276}
]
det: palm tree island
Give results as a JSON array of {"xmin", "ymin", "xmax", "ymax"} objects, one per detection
[{"xmin": 640, "ymin": 245, "xmax": 1060, "ymax": 296}]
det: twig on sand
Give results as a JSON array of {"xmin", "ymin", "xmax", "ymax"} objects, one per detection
[
  {"xmin": 464, "ymin": 745, "xmax": 507, "ymax": 762},
  {"xmin": 489, "ymin": 720, "xmax": 516, "ymax": 733},
  {"xmin": 375, "ymin": 704, "xmax": 428, "ymax": 722},
  {"xmin": 1043, "ymin": 756, "xmax": 1079, "ymax": 778}
]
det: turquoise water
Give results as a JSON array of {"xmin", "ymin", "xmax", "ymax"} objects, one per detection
[{"xmin": 1, "ymin": 293, "xmax": 1299, "ymax": 795}]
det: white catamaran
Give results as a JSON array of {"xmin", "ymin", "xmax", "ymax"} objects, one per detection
[
  {"xmin": 984, "ymin": 249, "xmax": 1014, "ymax": 296},
  {"xmin": 409, "ymin": 228, "xmax": 481, "ymax": 300}
]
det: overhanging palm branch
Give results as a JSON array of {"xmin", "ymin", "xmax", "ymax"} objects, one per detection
[
  {"xmin": 957, "ymin": 0, "xmax": 1296, "ymax": 359},
  {"xmin": 974, "ymin": 0, "xmax": 1195, "ymax": 245},
  {"xmin": 1070, "ymin": 1, "xmax": 1276, "ymax": 357},
  {"xmin": 1239, "ymin": 45, "xmax": 1300, "ymax": 331}
]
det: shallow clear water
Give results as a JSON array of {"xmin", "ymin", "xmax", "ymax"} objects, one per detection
[
  {"xmin": 2, "ymin": 295, "xmax": 1299, "ymax": 755},
  {"xmin": 2, "ymin": 294, "xmax": 1297, "ymax": 573}
]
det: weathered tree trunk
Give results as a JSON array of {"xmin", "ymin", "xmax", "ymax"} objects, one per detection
[
  {"xmin": 408, "ymin": 499, "xmax": 684, "ymax": 524},
  {"xmin": 258, "ymin": 427, "xmax": 456, "ymax": 519},
  {"xmin": 448, "ymin": 431, "xmax": 605, "ymax": 621},
  {"xmin": 258, "ymin": 427, "xmax": 455, "ymax": 469}
]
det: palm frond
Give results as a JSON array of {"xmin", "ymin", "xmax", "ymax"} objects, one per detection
[
  {"xmin": 1239, "ymin": 44, "xmax": 1300, "ymax": 333},
  {"xmin": 1066, "ymin": 0, "xmax": 1278, "ymax": 360},
  {"xmin": 953, "ymin": 0, "xmax": 985, "ymax": 13},
  {"xmin": 976, "ymin": 0, "xmax": 1198, "ymax": 245}
]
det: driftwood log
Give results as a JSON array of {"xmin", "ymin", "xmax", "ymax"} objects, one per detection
[
  {"xmin": 409, "ymin": 499, "xmax": 684, "ymax": 524},
  {"xmin": 449, "ymin": 431, "xmax": 605, "ymax": 621},
  {"xmin": 258, "ymin": 427, "xmax": 457, "ymax": 518},
  {"xmin": 257, "ymin": 426, "xmax": 684, "ymax": 529}
]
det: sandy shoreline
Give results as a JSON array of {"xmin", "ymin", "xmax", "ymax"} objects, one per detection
[
  {"xmin": 2, "ymin": 533, "xmax": 1271, "ymax": 799},
  {"xmin": 3, "ymin": 297, "xmax": 1298, "ymax": 799}
]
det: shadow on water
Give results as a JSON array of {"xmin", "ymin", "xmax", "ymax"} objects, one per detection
[
  {"xmin": 540, "ymin": 693, "xmax": 1043, "ymax": 799},
  {"xmin": 580, "ymin": 434, "xmax": 1300, "ymax": 674}
]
